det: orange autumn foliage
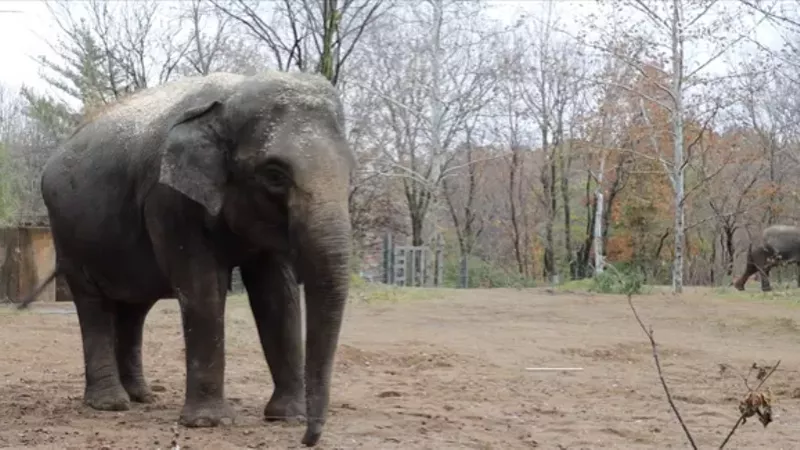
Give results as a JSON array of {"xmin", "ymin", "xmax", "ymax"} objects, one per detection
[{"xmin": 596, "ymin": 62, "xmax": 728, "ymax": 265}]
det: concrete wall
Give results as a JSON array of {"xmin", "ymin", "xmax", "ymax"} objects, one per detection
[{"xmin": 0, "ymin": 226, "xmax": 63, "ymax": 303}]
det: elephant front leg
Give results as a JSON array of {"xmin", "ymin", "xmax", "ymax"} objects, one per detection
[
  {"xmin": 116, "ymin": 301, "xmax": 157, "ymax": 403},
  {"xmin": 733, "ymin": 265, "xmax": 755, "ymax": 291},
  {"xmin": 146, "ymin": 210, "xmax": 234, "ymax": 428},
  {"xmin": 241, "ymin": 257, "xmax": 305, "ymax": 422},
  {"xmin": 178, "ymin": 285, "xmax": 235, "ymax": 427},
  {"xmin": 74, "ymin": 295, "xmax": 131, "ymax": 411}
]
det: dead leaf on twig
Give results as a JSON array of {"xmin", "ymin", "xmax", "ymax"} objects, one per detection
[
  {"xmin": 739, "ymin": 389, "xmax": 773, "ymax": 427},
  {"xmin": 719, "ymin": 360, "xmax": 780, "ymax": 449}
]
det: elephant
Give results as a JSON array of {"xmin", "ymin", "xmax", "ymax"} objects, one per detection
[
  {"xmin": 733, "ymin": 224, "xmax": 800, "ymax": 292},
  {"xmin": 15, "ymin": 71, "xmax": 354, "ymax": 447}
]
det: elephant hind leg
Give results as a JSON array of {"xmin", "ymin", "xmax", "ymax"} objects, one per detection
[
  {"xmin": 74, "ymin": 294, "xmax": 130, "ymax": 411},
  {"xmin": 759, "ymin": 265, "xmax": 774, "ymax": 292},
  {"xmin": 733, "ymin": 263, "xmax": 757, "ymax": 291},
  {"xmin": 116, "ymin": 300, "xmax": 157, "ymax": 403}
]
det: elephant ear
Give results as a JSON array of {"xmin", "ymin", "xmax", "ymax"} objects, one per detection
[{"xmin": 158, "ymin": 100, "xmax": 228, "ymax": 217}]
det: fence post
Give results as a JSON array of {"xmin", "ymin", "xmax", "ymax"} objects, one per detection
[
  {"xmin": 382, "ymin": 232, "xmax": 393, "ymax": 284},
  {"xmin": 409, "ymin": 247, "xmax": 417, "ymax": 287},
  {"xmin": 420, "ymin": 247, "xmax": 428, "ymax": 286},
  {"xmin": 394, "ymin": 246, "xmax": 407, "ymax": 286},
  {"xmin": 435, "ymin": 235, "xmax": 444, "ymax": 287},
  {"xmin": 796, "ymin": 264, "xmax": 800, "ymax": 288},
  {"xmin": 459, "ymin": 253, "xmax": 468, "ymax": 288}
]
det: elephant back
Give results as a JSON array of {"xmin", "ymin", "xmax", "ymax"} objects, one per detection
[
  {"xmin": 68, "ymin": 73, "xmax": 247, "ymax": 146},
  {"xmin": 762, "ymin": 224, "xmax": 800, "ymax": 260}
]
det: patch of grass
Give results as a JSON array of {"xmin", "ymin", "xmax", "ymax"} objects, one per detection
[
  {"xmin": 347, "ymin": 272, "xmax": 454, "ymax": 304},
  {"xmin": 556, "ymin": 278, "xmax": 595, "ymax": 292},
  {"xmin": 350, "ymin": 281, "xmax": 449, "ymax": 305},
  {"xmin": 227, "ymin": 273, "xmax": 452, "ymax": 308},
  {"xmin": 227, "ymin": 293, "xmax": 248, "ymax": 303},
  {"xmin": 442, "ymin": 255, "xmax": 537, "ymax": 288},
  {"xmin": 0, "ymin": 305, "xmax": 18, "ymax": 315},
  {"xmin": 711, "ymin": 286, "xmax": 800, "ymax": 307},
  {"xmin": 556, "ymin": 267, "xmax": 653, "ymax": 296}
]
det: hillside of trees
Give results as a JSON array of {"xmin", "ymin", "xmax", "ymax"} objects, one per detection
[{"xmin": 1, "ymin": 0, "xmax": 800, "ymax": 292}]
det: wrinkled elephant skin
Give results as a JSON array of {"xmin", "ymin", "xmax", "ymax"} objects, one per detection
[
  {"xmin": 733, "ymin": 224, "xmax": 800, "ymax": 292},
  {"xmin": 34, "ymin": 71, "xmax": 355, "ymax": 447}
]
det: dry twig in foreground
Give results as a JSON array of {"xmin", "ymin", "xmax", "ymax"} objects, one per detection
[
  {"xmin": 627, "ymin": 294, "xmax": 698, "ymax": 449},
  {"xmin": 718, "ymin": 360, "xmax": 779, "ymax": 449},
  {"xmin": 626, "ymin": 294, "xmax": 779, "ymax": 449}
]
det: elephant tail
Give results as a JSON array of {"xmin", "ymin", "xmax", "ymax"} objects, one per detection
[{"xmin": 15, "ymin": 268, "xmax": 60, "ymax": 310}]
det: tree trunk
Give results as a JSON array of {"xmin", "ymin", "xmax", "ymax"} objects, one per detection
[
  {"xmin": 410, "ymin": 210, "xmax": 424, "ymax": 247},
  {"xmin": 593, "ymin": 154, "xmax": 607, "ymax": 275},
  {"xmin": 508, "ymin": 148, "xmax": 524, "ymax": 275},
  {"xmin": 560, "ymin": 146, "xmax": 573, "ymax": 279},
  {"xmin": 542, "ymin": 141, "xmax": 558, "ymax": 283},
  {"xmin": 709, "ymin": 229, "xmax": 717, "ymax": 285},
  {"xmin": 577, "ymin": 169, "xmax": 594, "ymax": 278},
  {"xmin": 724, "ymin": 226, "xmax": 735, "ymax": 277},
  {"xmin": 317, "ymin": 0, "xmax": 341, "ymax": 84},
  {"xmin": 670, "ymin": 0, "xmax": 685, "ymax": 294}
]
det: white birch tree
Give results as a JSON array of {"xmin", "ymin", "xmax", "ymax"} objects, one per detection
[{"xmin": 588, "ymin": 0, "xmax": 772, "ymax": 292}]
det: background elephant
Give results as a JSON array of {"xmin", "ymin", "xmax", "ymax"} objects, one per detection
[
  {"xmin": 18, "ymin": 71, "xmax": 354, "ymax": 447},
  {"xmin": 733, "ymin": 224, "xmax": 800, "ymax": 292}
]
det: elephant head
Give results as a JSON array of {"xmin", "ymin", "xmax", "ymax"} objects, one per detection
[{"xmin": 158, "ymin": 72, "xmax": 354, "ymax": 446}]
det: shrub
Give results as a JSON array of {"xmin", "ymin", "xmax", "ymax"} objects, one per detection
[
  {"xmin": 590, "ymin": 263, "xmax": 645, "ymax": 295},
  {"xmin": 443, "ymin": 255, "xmax": 536, "ymax": 289}
]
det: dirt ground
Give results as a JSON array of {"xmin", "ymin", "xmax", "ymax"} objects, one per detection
[{"xmin": 2, "ymin": 286, "xmax": 800, "ymax": 450}]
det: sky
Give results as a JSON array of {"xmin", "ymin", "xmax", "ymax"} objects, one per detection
[
  {"xmin": 0, "ymin": 0, "xmax": 787, "ymax": 104},
  {"xmin": 0, "ymin": 1, "xmax": 54, "ymax": 93}
]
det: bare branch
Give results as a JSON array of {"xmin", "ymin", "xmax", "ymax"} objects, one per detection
[{"xmin": 626, "ymin": 294, "xmax": 698, "ymax": 449}]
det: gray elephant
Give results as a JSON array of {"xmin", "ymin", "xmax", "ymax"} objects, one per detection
[
  {"xmin": 733, "ymin": 224, "xmax": 800, "ymax": 292},
  {"xmin": 16, "ymin": 71, "xmax": 354, "ymax": 447}
]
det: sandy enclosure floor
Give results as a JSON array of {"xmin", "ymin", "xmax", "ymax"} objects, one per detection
[{"xmin": 1, "ymin": 287, "xmax": 800, "ymax": 449}]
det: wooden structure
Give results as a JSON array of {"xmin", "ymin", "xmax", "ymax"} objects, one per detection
[
  {"xmin": 0, "ymin": 222, "xmax": 72, "ymax": 304},
  {"xmin": 382, "ymin": 233, "xmax": 444, "ymax": 287}
]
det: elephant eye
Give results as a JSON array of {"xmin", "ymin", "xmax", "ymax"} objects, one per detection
[{"xmin": 261, "ymin": 164, "xmax": 292, "ymax": 192}]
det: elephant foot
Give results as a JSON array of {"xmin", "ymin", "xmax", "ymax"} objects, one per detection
[
  {"xmin": 84, "ymin": 385, "xmax": 131, "ymax": 411},
  {"xmin": 179, "ymin": 399, "xmax": 235, "ymax": 427},
  {"xmin": 733, "ymin": 283, "xmax": 745, "ymax": 291},
  {"xmin": 123, "ymin": 381, "xmax": 156, "ymax": 404},
  {"xmin": 264, "ymin": 392, "xmax": 305, "ymax": 422}
]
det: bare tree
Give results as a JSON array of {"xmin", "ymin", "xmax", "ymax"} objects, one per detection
[
  {"xmin": 210, "ymin": 0, "xmax": 391, "ymax": 85},
  {"xmin": 38, "ymin": 0, "xmax": 191, "ymax": 106},
  {"xmin": 579, "ymin": 43, "xmax": 644, "ymax": 276},
  {"xmin": 489, "ymin": 2, "xmax": 588, "ymax": 283},
  {"xmin": 177, "ymin": 0, "xmax": 269, "ymax": 76},
  {"xmin": 441, "ymin": 125, "xmax": 490, "ymax": 287},
  {"xmin": 182, "ymin": 0, "xmax": 233, "ymax": 75},
  {"xmin": 491, "ymin": 34, "xmax": 533, "ymax": 277},
  {"xmin": 586, "ymin": 0, "xmax": 770, "ymax": 293},
  {"xmin": 0, "ymin": 85, "xmax": 68, "ymax": 219},
  {"xmin": 0, "ymin": 86, "xmax": 25, "ymax": 223},
  {"xmin": 359, "ymin": 1, "xmax": 498, "ymax": 248}
]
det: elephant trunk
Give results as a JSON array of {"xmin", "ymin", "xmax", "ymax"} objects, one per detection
[{"xmin": 294, "ymin": 201, "xmax": 351, "ymax": 447}]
